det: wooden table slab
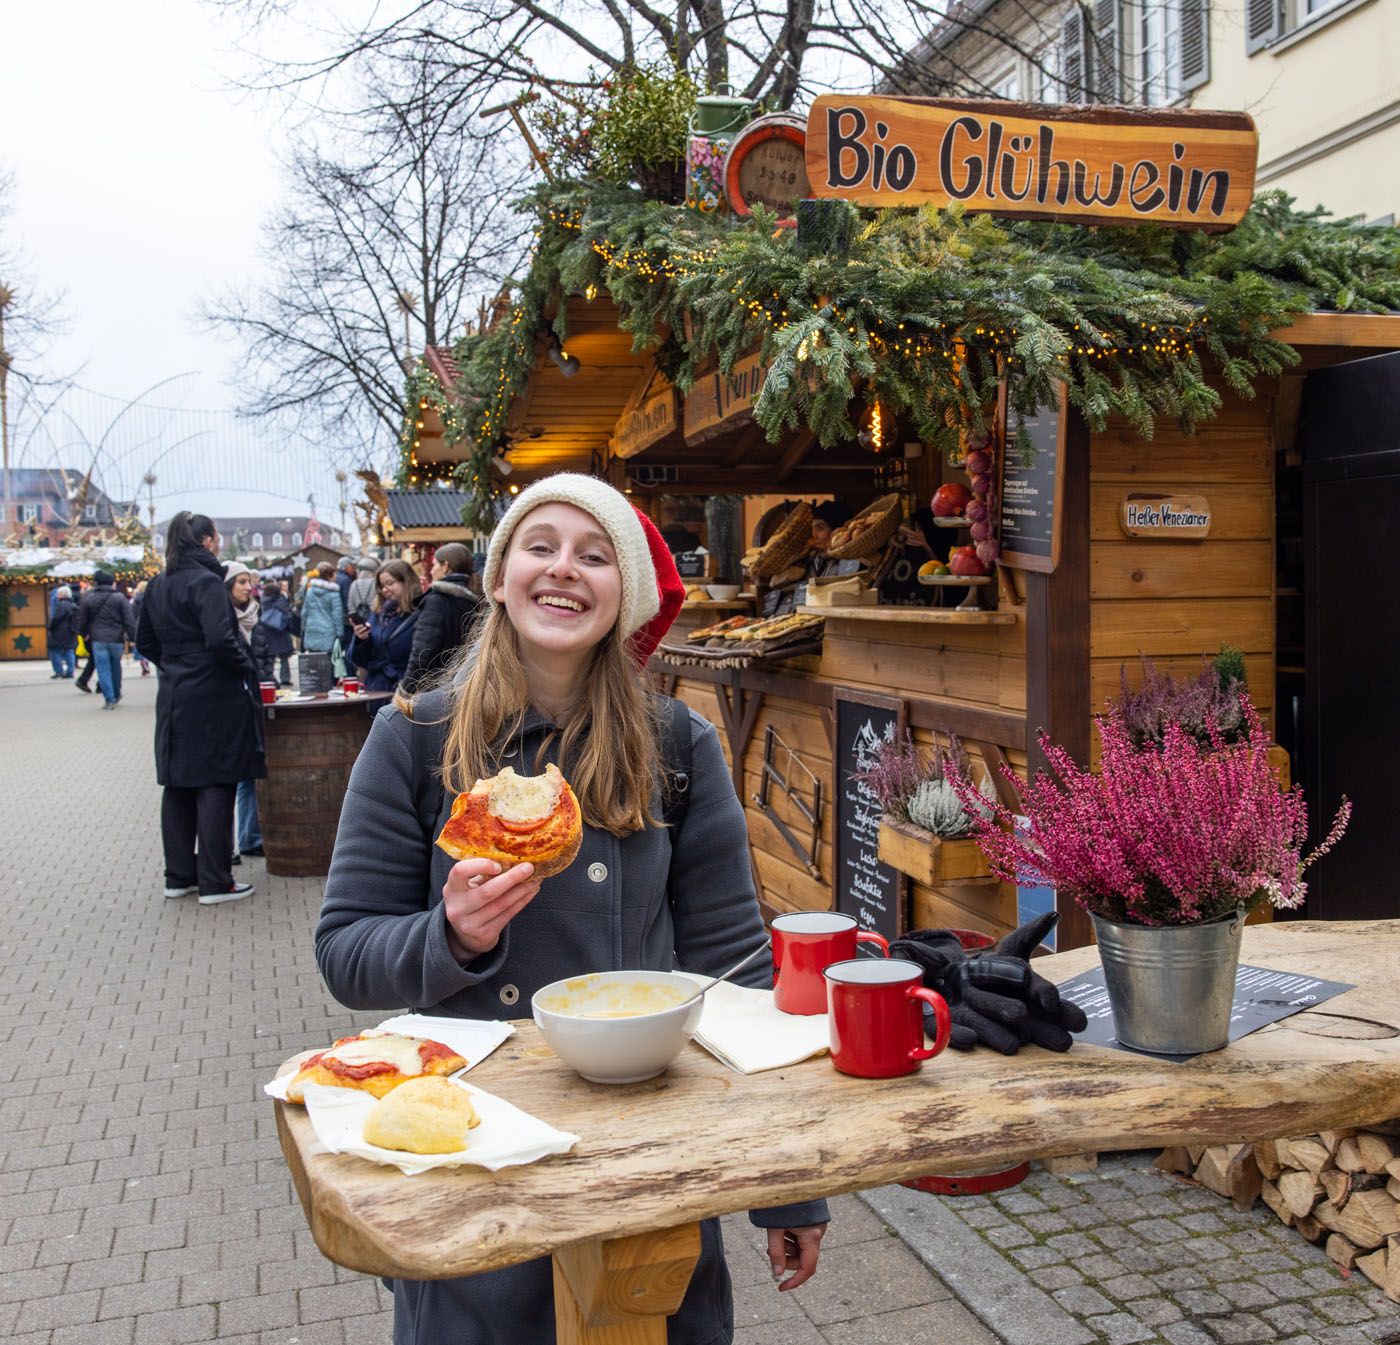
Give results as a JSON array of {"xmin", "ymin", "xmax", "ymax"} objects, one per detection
[{"xmin": 275, "ymin": 920, "xmax": 1400, "ymax": 1283}]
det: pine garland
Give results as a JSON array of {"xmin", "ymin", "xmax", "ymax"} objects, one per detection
[{"xmin": 406, "ymin": 184, "xmax": 1400, "ymax": 522}]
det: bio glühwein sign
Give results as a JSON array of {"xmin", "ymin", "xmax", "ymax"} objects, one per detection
[{"xmin": 805, "ymin": 97, "xmax": 1258, "ymax": 230}]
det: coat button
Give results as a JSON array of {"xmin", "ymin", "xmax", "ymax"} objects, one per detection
[
  {"xmin": 499, "ymin": 984, "xmax": 520, "ymax": 1006},
  {"xmin": 588, "ymin": 863, "xmax": 607, "ymax": 883}
]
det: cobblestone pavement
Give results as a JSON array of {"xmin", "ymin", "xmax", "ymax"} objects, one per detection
[{"xmin": 2, "ymin": 658, "xmax": 1398, "ymax": 1345}]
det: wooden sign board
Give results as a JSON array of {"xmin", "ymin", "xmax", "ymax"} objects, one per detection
[
  {"xmin": 805, "ymin": 96, "xmax": 1258, "ymax": 231},
  {"xmin": 1119, "ymin": 493, "xmax": 1212, "ymax": 538},
  {"xmin": 833, "ymin": 688, "xmax": 907, "ymax": 947},
  {"xmin": 998, "ymin": 382, "xmax": 1065, "ymax": 573},
  {"xmin": 683, "ymin": 350, "xmax": 768, "ymax": 445},
  {"xmin": 609, "ymin": 367, "xmax": 681, "ymax": 461}
]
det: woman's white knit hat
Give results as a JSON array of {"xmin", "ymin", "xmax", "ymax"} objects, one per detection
[
  {"xmin": 482, "ymin": 474, "xmax": 660, "ymax": 639},
  {"xmin": 222, "ymin": 561, "xmax": 251, "ymax": 586}
]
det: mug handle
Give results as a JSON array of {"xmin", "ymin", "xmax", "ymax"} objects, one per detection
[
  {"xmin": 856, "ymin": 931, "xmax": 890, "ymax": 956},
  {"xmin": 907, "ymin": 988, "xmax": 951, "ymax": 1060}
]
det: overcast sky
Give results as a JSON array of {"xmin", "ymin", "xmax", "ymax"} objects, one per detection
[{"xmin": 1, "ymin": 1, "xmax": 364, "ymax": 525}]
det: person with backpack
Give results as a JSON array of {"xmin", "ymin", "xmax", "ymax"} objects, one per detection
[
  {"xmin": 76, "ymin": 570, "xmax": 136, "ymax": 709},
  {"xmin": 315, "ymin": 475, "xmax": 829, "ymax": 1345},
  {"xmin": 259, "ymin": 581, "xmax": 296, "ymax": 685},
  {"xmin": 401, "ymin": 541, "xmax": 481, "ymax": 692},
  {"xmin": 47, "ymin": 585, "xmax": 79, "ymax": 679}
]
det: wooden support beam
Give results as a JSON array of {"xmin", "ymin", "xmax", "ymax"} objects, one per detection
[
  {"xmin": 553, "ymin": 1223, "xmax": 701, "ymax": 1344},
  {"xmin": 1024, "ymin": 404, "xmax": 1092, "ymax": 950}
]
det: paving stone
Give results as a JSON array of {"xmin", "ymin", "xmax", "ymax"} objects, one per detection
[
  {"xmin": 1313, "ymin": 1295, "xmax": 1377, "ymax": 1325},
  {"xmin": 1086, "ymin": 1311, "xmax": 1158, "ymax": 1344},
  {"xmin": 1053, "ymin": 1285, "xmax": 1118, "ymax": 1316},
  {"xmin": 1205, "ymin": 1315, "xmax": 1279, "ymax": 1343},
  {"xmin": 775, "ymin": 1237, "xmax": 938, "ymax": 1326},
  {"xmin": 1130, "ymin": 1296, "xmax": 1184, "ymax": 1327},
  {"xmin": 821, "ymin": 1300, "xmax": 1003, "ymax": 1344}
]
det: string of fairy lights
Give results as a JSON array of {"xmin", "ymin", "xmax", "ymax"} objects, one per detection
[{"xmin": 399, "ymin": 201, "xmax": 1212, "ymax": 494}]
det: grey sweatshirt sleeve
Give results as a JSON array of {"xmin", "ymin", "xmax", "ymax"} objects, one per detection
[
  {"xmin": 667, "ymin": 710, "xmax": 831, "ymax": 1233},
  {"xmin": 315, "ymin": 706, "xmax": 505, "ymax": 1010}
]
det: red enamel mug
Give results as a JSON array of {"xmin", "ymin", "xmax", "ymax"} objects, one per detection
[
  {"xmin": 259, "ymin": 682, "xmax": 277, "ymax": 705},
  {"xmin": 340, "ymin": 677, "xmax": 361, "ymax": 695},
  {"xmin": 771, "ymin": 912, "xmax": 890, "ymax": 1016},
  {"xmin": 824, "ymin": 957, "xmax": 952, "ymax": 1078}
]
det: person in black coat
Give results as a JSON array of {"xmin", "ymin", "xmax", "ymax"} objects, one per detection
[
  {"xmin": 401, "ymin": 542, "xmax": 481, "ymax": 692},
  {"xmin": 257, "ymin": 582, "xmax": 296, "ymax": 685},
  {"xmin": 136, "ymin": 512, "xmax": 264, "ymax": 905},
  {"xmin": 47, "ymin": 585, "xmax": 79, "ymax": 678},
  {"xmin": 76, "ymin": 570, "xmax": 136, "ymax": 708}
]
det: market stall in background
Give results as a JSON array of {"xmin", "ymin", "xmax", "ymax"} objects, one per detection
[{"xmin": 394, "ymin": 84, "xmax": 1400, "ymax": 950}]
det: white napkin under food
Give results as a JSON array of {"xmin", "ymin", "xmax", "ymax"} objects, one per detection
[
  {"xmin": 301, "ymin": 1078, "xmax": 579, "ymax": 1175},
  {"xmin": 686, "ymin": 978, "xmax": 830, "ymax": 1074},
  {"xmin": 263, "ymin": 1014, "xmax": 514, "ymax": 1102}
]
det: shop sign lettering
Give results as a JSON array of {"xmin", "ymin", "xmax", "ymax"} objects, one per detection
[
  {"xmin": 683, "ymin": 350, "xmax": 768, "ymax": 444},
  {"xmin": 805, "ymin": 96, "xmax": 1258, "ymax": 231},
  {"xmin": 1119, "ymin": 493, "xmax": 1212, "ymax": 538}
]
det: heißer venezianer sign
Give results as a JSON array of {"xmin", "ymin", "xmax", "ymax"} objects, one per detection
[{"xmin": 805, "ymin": 96, "xmax": 1259, "ymax": 231}]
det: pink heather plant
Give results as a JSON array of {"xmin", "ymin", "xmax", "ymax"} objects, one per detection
[{"xmin": 952, "ymin": 702, "xmax": 1350, "ymax": 927}]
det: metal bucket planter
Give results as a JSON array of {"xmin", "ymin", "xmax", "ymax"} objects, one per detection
[{"xmin": 1091, "ymin": 908, "xmax": 1246, "ymax": 1055}]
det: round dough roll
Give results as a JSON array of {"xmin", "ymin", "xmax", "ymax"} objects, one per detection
[{"xmin": 362, "ymin": 1076, "xmax": 481, "ymax": 1155}]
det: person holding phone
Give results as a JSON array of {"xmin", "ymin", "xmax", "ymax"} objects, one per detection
[{"xmin": 347, "ymin": 559, "xmax": 421, "ymax": 691}]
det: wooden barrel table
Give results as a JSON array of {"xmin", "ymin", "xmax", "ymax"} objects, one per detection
[{"xmin": 256, "ymin": 692, "xmax": 391, "ymax": 876}]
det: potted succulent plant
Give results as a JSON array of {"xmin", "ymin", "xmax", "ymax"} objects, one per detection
[
  {"xmin": 856, "ymin": 734, "xmax": 997, "ymax": 885},
  {"xmin": 954, "ymin": 699, "xmax": 1350, "ymax": 1055}
]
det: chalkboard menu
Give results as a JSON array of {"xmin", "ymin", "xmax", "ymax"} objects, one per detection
[
  {"xmin": 833, "ymin": 689, "xmax": 907, "ymax": 948},
  {"xmin": 999, "ymin": 384, "xmax": 1065, "ymax": 573},
  {"xmin": 674, "ymin": 550, "xmax": 707, "ymax": 579}
]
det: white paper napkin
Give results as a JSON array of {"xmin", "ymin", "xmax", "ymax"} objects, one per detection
[
  {"xmin": 264, "ymin": 1014, "xmax": 515, "ymax": 1102},
  {"xmin": 300, "ymin": 1078, "xmax": 579, "ymax": 1175},
  {"xmin": 686, "ymin": 978, "xmax": 830, "ymax": 1074}
]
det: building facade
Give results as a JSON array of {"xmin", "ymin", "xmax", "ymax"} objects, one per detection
[
  {"xmin": 151, "ymin": 515, "xmax": 352, "ymax": 566},
  {"xmin": 911, "ymin": 0, "xmax": 1398, "ymax": 222},
  {"xmin": 1, "ymin": 469, "xmax": 138, "ymax": 548}
]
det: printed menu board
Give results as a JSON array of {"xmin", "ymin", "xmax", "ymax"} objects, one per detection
[
  {"xmin": 999, "ymin": 385, "xmax": 1064, "ymax": 573},
  {"xmin": 833, "ymin": 689, "xmax": 906, "ymax": 947}
]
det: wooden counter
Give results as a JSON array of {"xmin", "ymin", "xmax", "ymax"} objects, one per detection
[{"xmin": 275, "ymin": 921, "xmax": 1400, "ymax": 1339}]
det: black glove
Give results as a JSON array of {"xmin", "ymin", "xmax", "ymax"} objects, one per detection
[{"xmin": 891, "ymin": 914, "xmax": 1087, "ymax": 1055}]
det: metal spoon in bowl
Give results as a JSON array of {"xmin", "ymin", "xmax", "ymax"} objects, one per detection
[{"xmin": 674, "ymin": 939, "xmax": 773, "ymax": 1009}]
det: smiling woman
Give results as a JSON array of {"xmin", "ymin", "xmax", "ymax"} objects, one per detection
[{"xmin": 314, "ymin": 471, "xmax": 832, "ymax": 1345}]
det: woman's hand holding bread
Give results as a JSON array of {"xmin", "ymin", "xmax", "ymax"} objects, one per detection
[{"xmin": 442, "ymin": 859, "xmax": 541, "ymax": 959}]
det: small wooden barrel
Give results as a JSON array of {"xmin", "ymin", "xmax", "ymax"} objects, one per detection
[
  {"xmin": 723, "ymin": 113, "xmax": 809, "ymax": 225},
  {"xmin": 257, "ymin": 697, "xmax": 385, "ymax": 876}
]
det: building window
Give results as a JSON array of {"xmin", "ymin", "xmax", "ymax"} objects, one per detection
[
  {"xmin": 272, "ymin": 532, "xmax": 283, "ymax": 548},
  {"xmin": 1248, "ymin": 0, "xmax": 1348, "ymax": 52},
  {"xmin": 988, "ymin": 67, "xmax": 1020, "ymax": 100},
  {"xmin": 293, "ymin": 532, "xmax": 303, "ymax": 547},
  {"xmin": 1142, "ymin": 0, "xmax": 1182, "ymax": 105},
  {"xmin": 252, "ymin": 532, "xmax": 263, "ymax": 549},
  {"xmin": 1036, "ymin": 45, "xmax": 1061, "ymax": 101},
  {"xmin": 82, "ymin": 504, "xmax": 98, "ymax": 522},
  {"xmin": 20, "ymin": 503, "xmax": 40, "ymax": 523}
]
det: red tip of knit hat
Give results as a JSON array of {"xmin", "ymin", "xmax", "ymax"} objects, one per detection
[{"xmin": 628, "ymin": 507, "xmax": 686, "ymax": 670}]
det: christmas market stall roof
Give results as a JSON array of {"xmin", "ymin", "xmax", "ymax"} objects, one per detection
[
  {"xmin": 0, "ymin": 545, "xmax": 152, "ymax": 582},
  {"xmin": 385, "ymin": 489, "xmax": 479, "ymax": 543},
  {"xmin": 404, "ymin": 182, "xmax": 1400, "ymax": 527}
]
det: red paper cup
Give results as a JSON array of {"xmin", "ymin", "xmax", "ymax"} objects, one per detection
[
  {"xmin": 824, "ymin": 957, "xmax": 951, "ymax": 1078},
  {"xmin": 772, "ymin": 911, "xmax": 890, "ymax": 1016},
  {"xmin": 259, "ymin": 682, "xmax": 277, "ymax": 705}
]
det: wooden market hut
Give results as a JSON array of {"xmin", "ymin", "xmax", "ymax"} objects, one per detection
[{"xmin": 432, "ymin": 300, "xmax": 1400, "ymax": 953}]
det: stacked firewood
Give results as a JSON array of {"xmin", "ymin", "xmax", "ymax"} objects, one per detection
[{"xmin": 1154, "ymin": 1124, "xmax": 1400, "ymax": 1302}]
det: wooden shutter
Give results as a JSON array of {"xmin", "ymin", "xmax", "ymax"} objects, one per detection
[
  {"xmin": 1246, "ymin": 0, "xmax": 1281, "ymax": 53},
  {"xmin": 1090, "ymin": 0, "xmax": 1121, "ymax": 102},
  {"xmin": 1179, "ymin": 0, "xmax": 1211, "ymax": 92},
  {"xmin": 1061, "ymin": 5, "xmax": 1087, "ymax": 103}
]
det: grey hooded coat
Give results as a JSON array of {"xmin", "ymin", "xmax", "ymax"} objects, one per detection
[{"xmin": 316, "ymin": 690, "xmax": 828, "ymax": 1345}]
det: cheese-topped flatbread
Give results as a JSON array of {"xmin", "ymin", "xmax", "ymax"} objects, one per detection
[
  {"xmin": 435, "ymin": 764, "xmax": 583, "ymax": 879},
  {"xmin": 284, "ymin": 1031, "xmax": 467, "ymax": 1103}
]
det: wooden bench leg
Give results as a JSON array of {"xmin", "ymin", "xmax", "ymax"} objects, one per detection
[{"xmin": 553, "ymin": 1222, "xmax": 702, "ymax": 1345}]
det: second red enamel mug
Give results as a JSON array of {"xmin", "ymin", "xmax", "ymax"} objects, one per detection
[{"xmin": 824, "ymin": 957, "xmax": 952, "ymax": 1078}]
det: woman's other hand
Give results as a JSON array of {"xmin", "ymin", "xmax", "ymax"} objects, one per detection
[
  {"xmin": 441, "ymin": 859, "xmax": 540, "ymax": 959},
  {"xmin": 767, "ymin": 1223, "xmax": 827, "ymax": 1292},
  {"xmin": 350, "ymin": 620, "xmax": 371, "ymax": 641}
]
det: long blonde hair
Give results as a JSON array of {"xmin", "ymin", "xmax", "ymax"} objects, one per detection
[{"xmin": 433, "ymin": 605, "xmax": 663, "ymax": 836}]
